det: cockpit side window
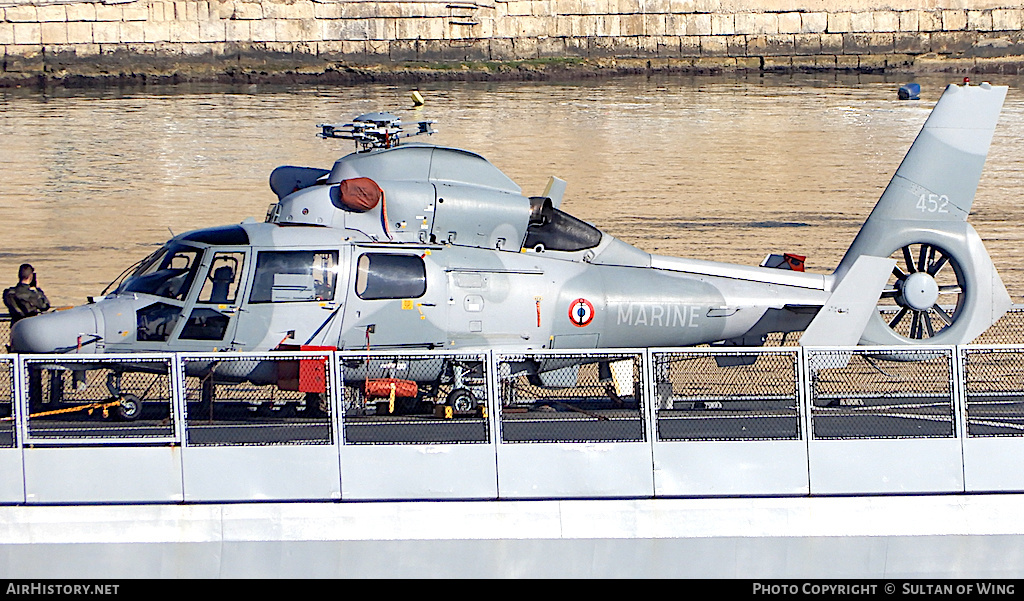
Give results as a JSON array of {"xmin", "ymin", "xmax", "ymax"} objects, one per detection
[
  {"xmin": 249, "ymin": 250, "xmax": 339, "ymax": 304},
  {"xmin": 355, "ymin": 253, "xmax": 426, "ymax": 300},
  {"xmin": 121, "ymin": 244, "xmax": 203, "ymax": 301},
  {"xmin": 197, "ymin": 252, "xmax": 246, "ymax": 304}
]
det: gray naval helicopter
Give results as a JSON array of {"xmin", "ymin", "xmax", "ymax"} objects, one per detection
[{"xmin": 11, "ymin": 81, "xmax": 1013, "ymax": 417}]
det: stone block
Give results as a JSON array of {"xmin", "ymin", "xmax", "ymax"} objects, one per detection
[
  {"xmin": 5, "ymin": 6, "xmax": 37, "ymax": 22},
  {"xmin": 95, "ymin": 5, "xmax": 122, "ymax": 21},
  {"xmin": 620, "ymin": 14, "xmax": 643, "ymax": 37},
  {"xmin": 699, "ymin": 34, "xmax": 726, "ymax": 56},
  {"xmin": 813, "ymin": 55, "xmax": 836, "ymax": 69},
  {"xmin": 574, "ymin": 15, "xmax": 599, "ymax": 37},
  {"xmin": 121, "ymin": 21, "xmax": 145, "ymax": 43},
  {"xmin": 367, "ymin": 18, "xmax": 396, "ymax": 41},
  {"xmin": 736, "ymin": 12, "xmax": 777, "ymax": 36},
  {"xmin": 36, "ymin": 5, "xmax": 67, "ymax": 23},
  {"xmin": 39, "ymin": 22, "xmax": 66, "ymax": 45},
  {"xmin": 644, "ymin": 14, "xmax": 666, "ymax": 36},
  {"xmin": 93, "ymin": 21, "xmax": 118, "ymax": 44},
  {"xmin": 334, "ymin": 18, "xmax": 370, "ymax": 40},
  {"xmin": 694, "ymin": 56, "xmax": 735, "ymax": 71},
  {"xmin": 68, "ymin": 22, "xmax": 94, "ymax": 44},
  {"xmin": 554, "ymin": 15, "xmax": 575, "ymax": 37},
  {"xmin": 872, "ymin": 11, "xmax": 897, "ymax": 33},
  {"xmin": 793, "ymin": 33, "xmax": 820, "ymax": 55},
  {"xmin": 919, "ymin": 10, "xmax": 941, "ymax": 32},
  {"xmin": 212, "ymin": 0, "xmax": 234, "ymax": 20},
  {"xmin": 844, "ymin": 32, "xmax": 893, "ymax": 55},
  {"xmin": 394, "ymin": 17, "xmax": 420, "ymax": 40},
  {"xmin": 1, "ymin": 24, "xmax": 15, "ymax": 45},
  {"xmin": 598, "ymin": 14, "xmax": 620, "ymax": 37},
  {"xmin": 3, "ymin": 46, "xmax": 44, "ymax": 72},
  {"xmin": 265, "ymin": 1, "xmax": 314, "ymax": 20},
  {"xmin": 895, "ymin": 32, "xmax": 929, "ymax": 54},
  {"xmin": 725, "ymin": 34, "xmax": 745, "ymax": 55},
  {"xmin": 898, "ymin": 11, "xmax": 919, "ymax": 33},
  {"xmin": 850, "ymin": 12, "xmax": 873, "ymax": 33},
  {"xmin": 537, "ymin": 36, "xmax": 566, "ymax": 57},
  {"xmin": 778, "ymin": 12, "xmax": 800, "ymax": 34},
  {"xmin": 66, "ymin": 4, "xmax": 97, "ymax": 21},
  {"xmin": 144, "ymin": 21, "xmax": 170, "ymax": 42},
  {"xmin": 169, "ymin": 21, "xmax": 200, "ymax": 43},
  {"xmin": 762, "ymin": 56, "xmax": 792, "ymax": 70},
  {"xmin": 225, "ymin": 20, "xmax": 251, "ymax": 42},
  {"xmin": 198, "ymin": 19, "xmax": 225, "ymax": 42},
  {"xmin": 652, "ymin": 35, "xmax": 682, "ymax": 57},
  {"xmin": 790, "ymin": 55, "xmax": 817, "ymax": 69},
  {"xmin": 389, "ymin": 39, "xmax": 417, "ymax": 60},
  {"xmin": 942, "ymin": 10, "xmax": 967, "ymax": 31},
  {"xmin": 711, "ymin": 14, "xmax": 734, "ymax": 36},
  {"xmin": 123, "ymin": 5, "xmax": 148, "ymax": 21},
  {"xmin": 233, "ymin": 3, "xmax": 263, "ymax": 20},
  {"xmin": 760, "ymin": 34, "xmax": 795, "ymax": 56},
  {"xmin": 930, "ymin": 31, "xmax": 976, "ymax": 55},
  {"xmin": 827, "ymin": 12, "xmax": 852, "ymax": 34},
  {"xmin": 489, "ymin": 37, "xmax": 515, "ymax": 60},
  {"xmin": 735, "ymin": 56, "xmax": 760, "ymax": 70},
  {"xmin": 504, "ymin": 1, "xmax": 531, "ymax": 17},
  {"xmin": 555, "ymin": 0, "xmax": 582, "ymax": 15},
  {"xmin": 992, "ymin": 9, "xmax": 1023, "ymax": 32},
  {"xmin": 677, "ymin": 34, "xmax": 699, "ymax": 56},
  {"xmin": 801, "ymin": 12, "xmax": 827, "ymax": 34},
  {"xmin": 278, "ymin": 19, "xmax": 319, "ymax": 42},
  {"xmin": 669, "ymin": 0, "xmax": 697, "ymax": 13},
  {"xmin": 364, "ymin": 39, "xmax": 387, "ymax": 57},
  {"xmin": 967, "ymin": 10, "xmax": 993, "ymax": 32},
  {"xmin": 836, "ymin": 54, "xmax": 859, "ymax": 69},
  {"xmin": 617, "ymin": 0, "xmax": 641, "ymax": 14},
  {"xmin": 511, "ymin": 35, "xmax": 537, "ymax": 59},
  {"xmin": 684, "ymin": 13, "xmax": 710, "ymax": 36},
  {"xmin": 314, "ymin": 2, "xmax": 343, "ymax": 19},
  {"xmin": 819, "ymin": 32, "xmax": 843, "ymax": 53},
  {"xmin": 564, "ymin": 34, "xmax": 587, "ymax": 57}
]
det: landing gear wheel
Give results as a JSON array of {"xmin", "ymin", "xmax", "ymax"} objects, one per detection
[
  {"xmin": 880, "ymin": 243, "xmax": 965, "ymax": 340},
  {"xmin": 446, "ymin": 388, "xmax": 477, "ymax": 413},
  {"xmin": 117, "ymin": 394, "xmax": 142, "ymax": 421}
]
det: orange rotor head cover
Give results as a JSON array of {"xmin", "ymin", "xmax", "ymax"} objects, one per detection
[{"xmin": 339, "ymin": 177, "xmax": 383, "ymax": 212}]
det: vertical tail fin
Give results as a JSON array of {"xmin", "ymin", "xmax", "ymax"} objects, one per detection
[{"xmin": 835, "ymin": 82, "xmax": 1011, "ymax": 345}]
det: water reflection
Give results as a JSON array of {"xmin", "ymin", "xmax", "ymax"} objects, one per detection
[{"xmin": 1, "ymin": 73, "xmax": 1023, "ymax": 307}]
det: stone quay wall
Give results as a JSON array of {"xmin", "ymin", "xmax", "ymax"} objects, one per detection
[{"xmin": 4, "ymin": 0, "xmax": 1024, "ymax": 82}]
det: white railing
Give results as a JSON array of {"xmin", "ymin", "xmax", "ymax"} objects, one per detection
[{"xmin": 3, "ymin": 344, "xmax": 1024, "ymax": 504}]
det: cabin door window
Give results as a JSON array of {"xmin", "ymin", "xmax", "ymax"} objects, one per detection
[{"xmin": 180, "ymin": 251, "xmax": 248, "ymax": 341}]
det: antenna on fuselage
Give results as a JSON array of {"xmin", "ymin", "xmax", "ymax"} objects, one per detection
[{"xmin": 318, "ymin": 112, "xmax": 437, "ymax": 152}]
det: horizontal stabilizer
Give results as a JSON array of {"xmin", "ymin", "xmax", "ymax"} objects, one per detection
[{"xmin": 801, "ymin": 256, "xmax": 895, "ymax": 346}]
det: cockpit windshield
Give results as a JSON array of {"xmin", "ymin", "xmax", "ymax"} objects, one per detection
[{"xmin": 117, "ymin": 243, "xmax": 204, "ymax": 301}]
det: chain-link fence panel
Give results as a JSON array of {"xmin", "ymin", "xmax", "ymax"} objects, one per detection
[
  {"xmin": 340, "ymin": 352, "xmax": 489, "ymax": 445},
  {"xmin": 807, "ymin": 348, "xmax": 955, "ymax": 440},
  {"xmin": 0, "ymin": 357, "xmax": 13, "ymax": 448},
  {"xmin": 651, "ymin": 350, "xmax": 801, "ymax": 441},
  {"xmin": 181, "ymin": 354, "xmax": 334, "ymax": 446},
  {"xmin": 22, "ymin": 356, "xmax": 175, "ymax": 441},
  {"xmin": 497, "ymin": 352, "xmax": 645, "ymax": 444},
  {"xmin": 0, "ymin": 316, "xmax": 9, "ymax": 353},
  {"xmin": 962, "ymin": 347, "xmax": 1024, "ymax": 437}
]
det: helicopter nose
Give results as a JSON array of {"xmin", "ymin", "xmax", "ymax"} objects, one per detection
[{"xmin": 10, "ymin": 306, "xmax": 104, "ymax": 354}]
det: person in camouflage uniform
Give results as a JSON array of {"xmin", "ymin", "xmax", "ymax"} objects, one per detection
[{"xmin": 3, "ymin": 264, "xmax": 50, "ymax": 324}]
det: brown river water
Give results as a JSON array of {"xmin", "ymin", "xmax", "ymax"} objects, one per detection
[{"xmin": 2, "ymin": 73, "xmax": 1024, "ymax": 308}]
